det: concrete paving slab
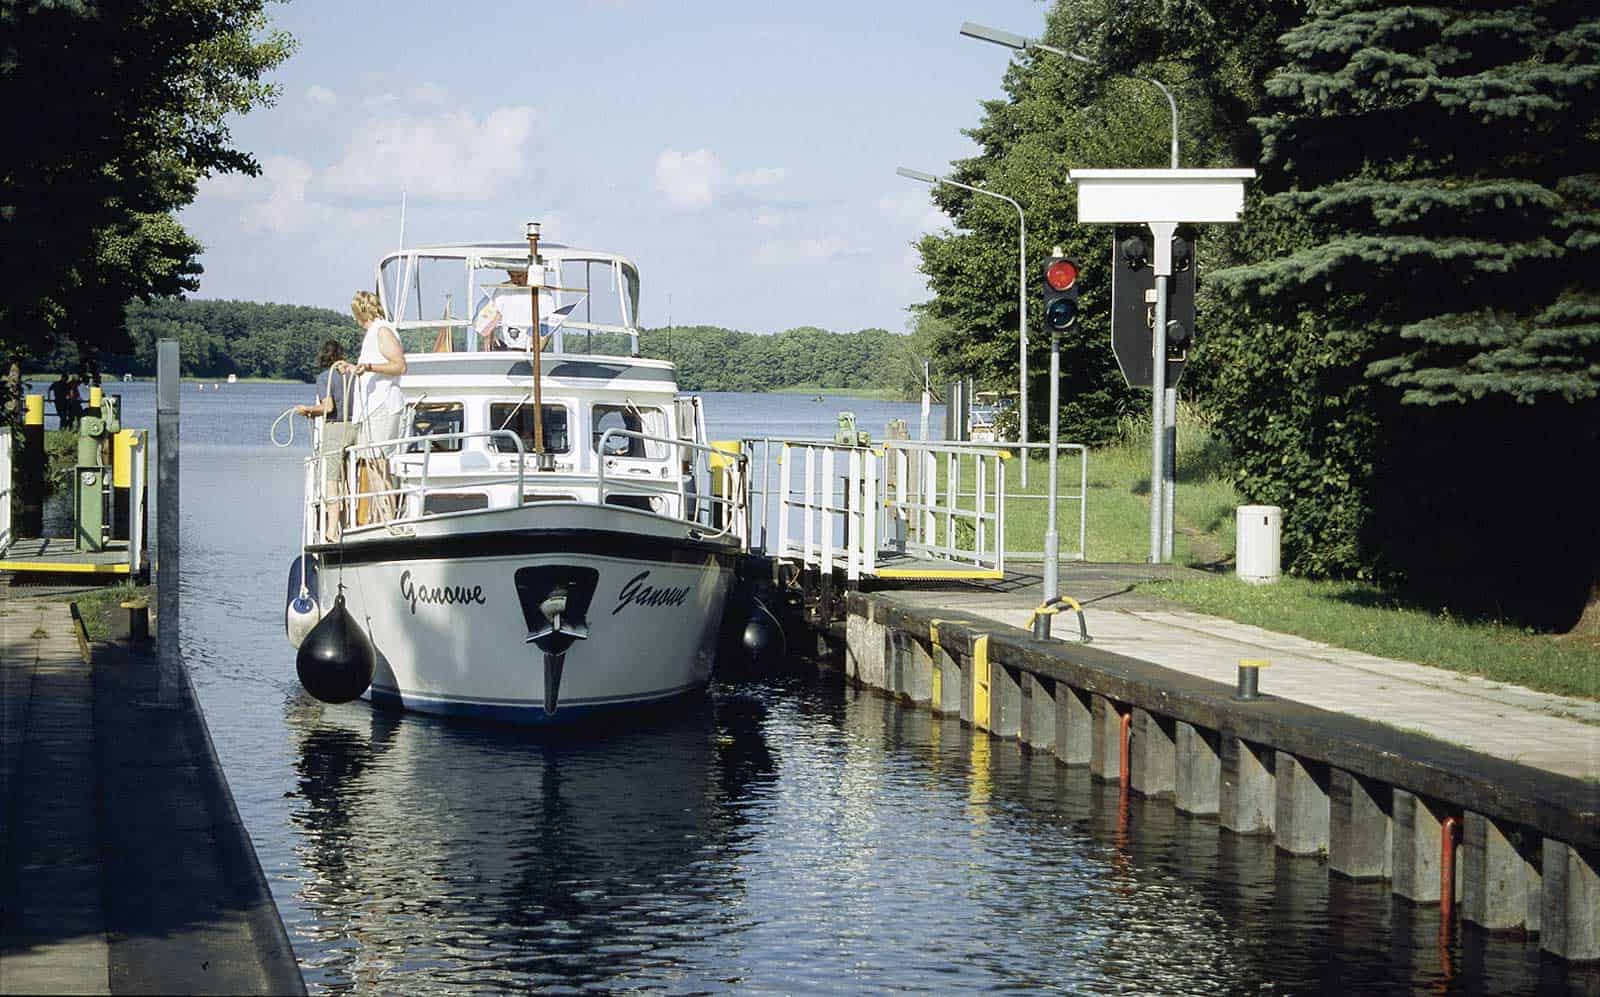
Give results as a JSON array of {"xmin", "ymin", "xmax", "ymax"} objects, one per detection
[{"xmin": 873, "ymin": 568, "xmax": 1600, "ymax": 782}]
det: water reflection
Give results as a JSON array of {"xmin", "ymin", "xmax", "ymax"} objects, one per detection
[{"xmin": 286, "ymin": 695, "xmax": 776, "ymax": 992}]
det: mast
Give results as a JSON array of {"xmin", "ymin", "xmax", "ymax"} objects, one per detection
[{"xmin": 526, "ymin": 220, "xmax": 551, "ymax": 470}]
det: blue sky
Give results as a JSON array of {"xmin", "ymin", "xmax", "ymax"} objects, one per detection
[{"xmin": 183, "ymin": 0, "xmax": 1051, "ymax": 334}]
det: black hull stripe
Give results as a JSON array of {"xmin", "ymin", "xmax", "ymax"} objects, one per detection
[{"xmin": 308, "ymin": 527, "xmax": 742, "ymax": 568}]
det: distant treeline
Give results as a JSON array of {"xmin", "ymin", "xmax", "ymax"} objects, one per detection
[{"xmin": 46, "ymin": 299, "xmax": 920, "ymax": 395}]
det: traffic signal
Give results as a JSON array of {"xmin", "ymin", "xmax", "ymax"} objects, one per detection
[
  {"xmin": 1042, "ymin": 253, "xmax": 1080, "ymax": 332},
  {"xmin": 1109, "ymin": 226, "xmax": 1197, "ymax": 388}
]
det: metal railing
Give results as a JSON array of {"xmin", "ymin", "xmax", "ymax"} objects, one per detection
[
  {"xmin": 126, "ymin": 432, "xmax": 146, "ymax": 574},
  {"xmin": 774, "ymin": 441, "xmax": 881, "ymax": 582},
  {"xmin": 882, "ymin": 440, "xmax": 1007, "ymax": 576},
  {"xmin": 917, "ymin": 440, "xmax": 1089, "ymax": 562},
  {"xmin": 595, "ymin": 427, "xmax": 749, "ymax": 544},
  {"xmin": 0, "ymin": 428, "xmax": 12, "ymax": 557},
  {"xmin": 304, "ymin": 426, "xmax": 748, "ymax": 549}
]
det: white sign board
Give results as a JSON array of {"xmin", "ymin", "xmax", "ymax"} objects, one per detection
[{"xmin": 1069, "ymin": 169, "xmax": 1256, "ymax": 224}]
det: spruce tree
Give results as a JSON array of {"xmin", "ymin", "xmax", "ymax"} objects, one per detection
[{"xmin": 1210, "ymin": 0, "xmax": 1600, "ymax": 627}]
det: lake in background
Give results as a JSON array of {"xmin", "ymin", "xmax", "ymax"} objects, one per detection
[{"xmin": 38, "ymin": 381, "xmax": 1588, "ymax": 994}]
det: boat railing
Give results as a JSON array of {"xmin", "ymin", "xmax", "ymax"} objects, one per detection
[
  {"xmin": 595, "ymin": 428, "xmax": 749, "ymax": 547},
  {"xmin": 306, "ymin": 428, "xmax": 527, "ymax": 540},
  {"xmin": 0, "ymin": 429, "xmax": 12, "ymax": 557},
  {"xmin": 305, "ymin": 426, "xmax": 749, "ymax": 548}
]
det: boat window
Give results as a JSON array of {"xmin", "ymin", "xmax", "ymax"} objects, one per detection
[
  {"xmin": 558, "ymin": 260, "xmax": 632, "ymax": 352},
  {"xmin": 408, "ymin": 402, "xmax": 464, "ymax": 453},
  {"xmin": 592, "ymin": 404, "xmax": 667, "ymax": 459},
  {"xmin": 423, "ymin": 492, "xmax": 488, "ymax": 515},
  {"xmin": 522, "ymin": 493, "xmax": 576, "ymax": 504},
  {"xmin": 604, "ymin": 494, "xmax": 656, "ymax": 512},
  {"xmin": 489, "ymin": 402, "xmax": 570, "ymax": 455}
]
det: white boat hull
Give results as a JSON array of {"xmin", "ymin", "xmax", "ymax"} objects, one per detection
[{"xmin": 307, "ymin": 505, "xmax": 737, "ymax": 725}]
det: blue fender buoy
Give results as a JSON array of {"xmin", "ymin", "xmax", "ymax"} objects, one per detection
[{"xmin": 295, "ymin": 592, "xmax": 375, "ymax": 704}]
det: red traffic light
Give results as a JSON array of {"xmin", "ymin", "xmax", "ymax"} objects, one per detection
[{"xmin": 1046, "ymin": 258, "xmax": 1078, "ymax": 291}]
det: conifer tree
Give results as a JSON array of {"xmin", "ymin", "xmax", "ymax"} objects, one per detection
[{"xmin": 1210, "ymin": 0, "xmax": 1600, "ymax": 628}]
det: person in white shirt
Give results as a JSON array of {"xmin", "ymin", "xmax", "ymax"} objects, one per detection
[{"xmin": 335, "ymin": 291, "xmax": 408, "ymax": 521}]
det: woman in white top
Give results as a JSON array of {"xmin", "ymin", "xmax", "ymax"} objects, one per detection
[
  {"xmin": 335, "ymin": 291, "xmax": 408, "ymax": 522},
  {"xmin": 336, "ymin": 291, "xmax": 408, "ymax": 450}
]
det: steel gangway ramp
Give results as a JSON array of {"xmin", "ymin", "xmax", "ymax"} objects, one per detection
[{"xmin": 741, "ymin": 438, "xmax": 1011, "ymax": 582}]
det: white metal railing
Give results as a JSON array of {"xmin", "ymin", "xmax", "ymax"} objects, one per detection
[
  {"xmin": 126, "ymin": 432, "xmax": 146, "ymax": 574},
  {"xmin": 0, "ymin": 428, "xmax": 12, "ymax": 557},
  {"xmin": 303, "ymin": 426, "xmax": 748, "ymax": 549},
  {"xmin": 910, "ymin": 440, "xmax": 1089, "ymax": 562},
  {"xmin": 596, "ymin": 428, "xmax": 749, "ymax": 545},
  {"xmin": 774, "ymin": 442, "xmax": 880, "ymax": 582},
  {"xmin": 882, "ymin": 440, "xmax": 1006, "ymax": 575}
]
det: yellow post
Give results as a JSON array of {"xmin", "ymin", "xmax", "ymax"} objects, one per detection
[
  {"xmin": 708, "ymin": 440, "xmax": 742, "ymax": 529},
  {"xmin": 89, "ymin": 384, "xmax": 103, "ymax": 412},
  {"xmin": 972, "ymin": 634, "xmax": 991, "ymax": 732},
  {"xmin": 20, "ymin": 394, "xmax": 44, "ymax": 536}
]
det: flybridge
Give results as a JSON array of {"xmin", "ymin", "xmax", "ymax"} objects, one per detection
[{"xmin": 377, "ymin": 238, "xmax": 644, "ymax": 358}]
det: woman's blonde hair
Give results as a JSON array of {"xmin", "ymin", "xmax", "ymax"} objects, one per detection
[{"xmin": 351, "ymin": 290, "xmax": 384, "ymax": 325}]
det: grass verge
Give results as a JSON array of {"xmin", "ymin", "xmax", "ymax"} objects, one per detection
[
  {"xmin": 1140, "ymin": 573, "xmax": 1600, "ymax": 701},
  {"xmin": 72, "ymin": 580, "xmax": 151, "ymax": 643}
]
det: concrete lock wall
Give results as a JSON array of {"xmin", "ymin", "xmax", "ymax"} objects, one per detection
[{"xmin": 839, "ymin": 593, "xmax": 1600, "ymax": 963}]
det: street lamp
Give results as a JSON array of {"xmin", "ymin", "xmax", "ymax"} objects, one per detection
[
  {"xmin": 959, "ymin": 21, "xmax": 1180, "ymax": 171},
  {"xmin": 962, "ymin": 19, "xmax": 1187, "ymax": 592},
  {"xmin": 896, "ymin": 166, "xmax": 1030, "ymax": 488}
]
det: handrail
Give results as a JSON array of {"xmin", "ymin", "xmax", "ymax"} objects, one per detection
[
  {"xmin": 595, "ymin": 427, "xmax": 748, "ymax": 544},
  {"xmin": 329, "ymin": 428, "xmax": 526, "ymax": 530},
  {"xmin": 0, "ymin": 428, "xmax": 12, "ymax": 557}
]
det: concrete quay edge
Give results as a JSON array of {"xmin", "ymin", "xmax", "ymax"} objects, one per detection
[{"xmin": 846, "ymin": 589, "xmax": 1600, "ymax": 854}]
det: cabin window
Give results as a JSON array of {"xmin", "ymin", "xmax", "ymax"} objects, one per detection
[
  {"xmin": 409, "ymin": 402, "xmax": 464, "ymax": 452},
  {"xmin": 423, "ymin": 491, "xmax": 488, "ymax": 515},
  {"xmin": 592, "ymin": 404, "xmax": 667, "ymax": 459},
  {"xmin": 523, "ymin": 493, "xmax": 577, "ymax": 504},
  {"xmin": 604, "ymin": 494, "xmax": 656, "ymax": 512},
  {"xmin": 489, "ymin": 402, "xmax": 570, "ymax": 455}
]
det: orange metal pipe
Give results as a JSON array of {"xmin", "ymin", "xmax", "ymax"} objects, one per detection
[
  {"xmin": 1119, "ymin": 710, "xmax": 1132, "ymax": 791},
  {"xmin": 1440, "ymin": 815, "xmax": 1459, "ymax": 923}
]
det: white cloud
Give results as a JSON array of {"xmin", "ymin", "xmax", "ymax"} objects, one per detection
[
  {"xmin": 322, "ymin": 106, "xmax": 541, "ymax": 201},
  {"xmin": 734, "ymin": 166, "xmax": 787, "ymax": 188},
  {"xmin": 878, "ymin": 189, "xmax": 947, "ymax": 232},
  {"xmin": 242, "ymin": 156, "xmax": 321, "ymax": 233},
  {"xmin": 654, "ymin": 148, "xmax": 722, "ymax": 208},
  {"xmin": 306, "ymin": 84, "xmax": 337, "ymax": 106},
  {"xmin": 752, "ymin": 237, "xmax": 863, "ymax": 267},
  {"xmin": 410, "ymin": 82, "xmax": 448, "ymax": 105}
]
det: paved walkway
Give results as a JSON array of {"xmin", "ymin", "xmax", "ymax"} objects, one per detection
[
  {"xmin": 0, "ymin": 586, "xmax": 303, "ymax": 995},
  {"xmin": 880, "ymin": 564, "xmax": 1600, "ymax": 783}
]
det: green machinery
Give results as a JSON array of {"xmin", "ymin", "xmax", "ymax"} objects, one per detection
[{"xmin": 74, "ymin": 394, "xmax": 120, "ymax": 552}]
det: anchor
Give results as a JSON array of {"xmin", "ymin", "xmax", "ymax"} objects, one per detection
[
  {"xmin": 524, "ymin": 589, "xmax": 590, "ymax": 715},
  {"xmin": 514, "ymin": 567, "xmax": 599, "ymax": 717}
]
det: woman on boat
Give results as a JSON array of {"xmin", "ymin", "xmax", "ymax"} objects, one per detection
[{"xmin": 336, "ymin": 291, "xmax": 407, "ymax": 521}]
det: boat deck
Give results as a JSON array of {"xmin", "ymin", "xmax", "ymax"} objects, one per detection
[{"xmin": 0, "ymin": 537, "xmax": 137, "ymax": 576}]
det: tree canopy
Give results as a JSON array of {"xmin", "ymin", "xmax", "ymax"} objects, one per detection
[
  {"xmin": 0, "ymin": 0, "xmax": 293, "ymax": 382},
  {"xmin": 1208, "ymin": 0, "xmax": 1600, "ymax": 624}
]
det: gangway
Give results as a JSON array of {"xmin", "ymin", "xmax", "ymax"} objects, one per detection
[{"xmin": 747, "ymin": 438, "xmax": 1009, "ymax": 582}]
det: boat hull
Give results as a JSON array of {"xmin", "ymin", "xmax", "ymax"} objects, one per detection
[{"xmin": 309, "ymin": 509, "xmax": 738, "ymax": 725}]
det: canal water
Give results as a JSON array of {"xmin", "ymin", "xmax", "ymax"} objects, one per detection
[{"xmin": 84, "ymin": 383, "xmax": 1593, "ymax": 994}]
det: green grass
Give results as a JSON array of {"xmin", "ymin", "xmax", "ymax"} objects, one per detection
[
  {"xmin": 1140, "ymin": 574, "xmax": 1600, "ymax": 701},
  {"xmin": 996, "ymin": 403, "xmax": 1240, "ymax": 564},
  {"xmin": 72, "ymin": 581, "xmax": 150, "ymax": 642}
]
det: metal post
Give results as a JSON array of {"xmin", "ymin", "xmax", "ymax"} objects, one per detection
[
  {"xmin": 1015, "ymin": 204, "xmax": 1028, "ymax": 489},
  {"xmin": 1036, "ymin": 328, "xmax": 1061, "ymax": 639},
  {"xmin": 1162, "ymin": 385, "xmax": 1177, "ymax": 561},
  {"xmin": 1146, "ymin": 222, "xmax": 1177, "ymax": 564},
  {"xmin": 155, "ymin": 340, "xmax": 180, "ymax": 707}
]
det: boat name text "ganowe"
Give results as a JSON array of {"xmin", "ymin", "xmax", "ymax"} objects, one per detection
[
  {"xmin": 399, "ymin": 570, "xmax": 487, "ymax": 614},
  {"xmin": 613, "ymin": 571, "xmax": 691, "ymax": 615}
]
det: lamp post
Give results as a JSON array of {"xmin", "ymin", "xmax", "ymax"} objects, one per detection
[
  {"xmin": 896, "ymin": 167, "xmax": 1029, "ymax": 488},
  {"xmin": 961, "ymin": 19, "xmax": 1184, "ymax": 565}
]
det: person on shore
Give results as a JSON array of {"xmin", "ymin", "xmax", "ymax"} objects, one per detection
[
  {"xmin": 298, "ymin": 340, "xmax": 353, "ymax": 539},
  {"xmin": 47, "ymin": 373, "xmax": 72, "ymax": 429},
  {"xmin": 336, "ymin": 291, "xmax": 407, "ymax": 522},
  {"xmin": 63, "ymin": 375, "xmax": 83, "ymax": 429}
]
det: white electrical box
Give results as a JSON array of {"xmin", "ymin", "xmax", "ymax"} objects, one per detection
[{"xmin": 1236, "ymin": 505, "xmax": 1282, "ymax": 584}]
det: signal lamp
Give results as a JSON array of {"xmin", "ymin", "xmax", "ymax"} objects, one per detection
[{"xmin": 1042, "ymin": 252, "xmax": 1081, "ymax": 332}]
